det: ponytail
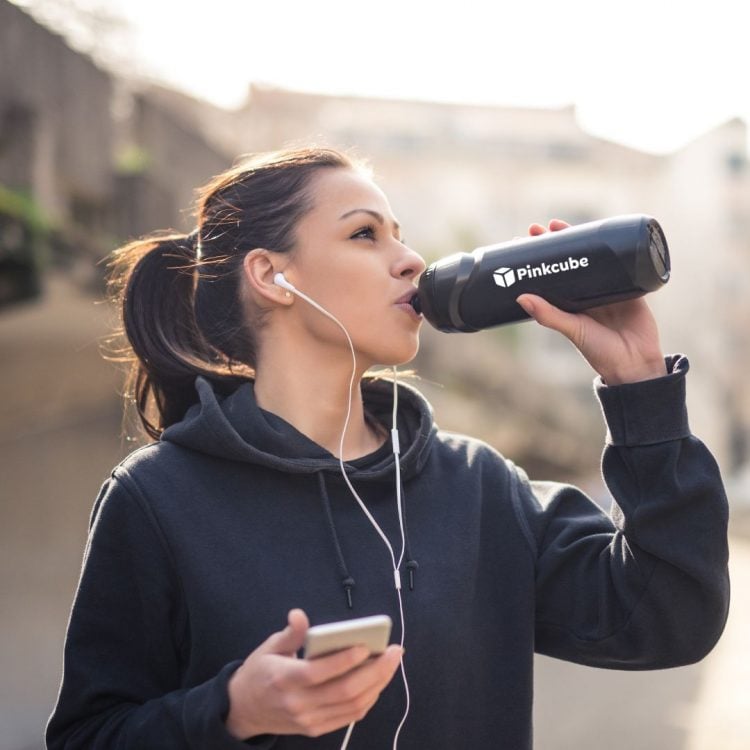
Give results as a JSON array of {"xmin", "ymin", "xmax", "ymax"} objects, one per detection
[
  {"xmin": 104, "ymin": 146, "xmax": 365, "ymax": 441},
  {"xmin": 106, "ymin": 232, "xmax": 248, "ymax": 441}
]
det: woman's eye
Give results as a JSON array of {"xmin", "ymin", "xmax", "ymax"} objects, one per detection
[{"xmin": 352, "ymin": 225, "xmax": 376, "ymax": 241}]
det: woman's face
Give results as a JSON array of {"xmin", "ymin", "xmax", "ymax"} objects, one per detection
[{"xmin": 281, "ymin": 168, "xmax": 426, "ymax": 368}]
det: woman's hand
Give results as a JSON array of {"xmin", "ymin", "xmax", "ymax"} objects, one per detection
[
  {"xmin": 516, "ymin": 220, "xmax": 667, "ymax": 385},
  {"xmin": 225, "ymin": 609, "xmax": 404, "ymax": 740}
]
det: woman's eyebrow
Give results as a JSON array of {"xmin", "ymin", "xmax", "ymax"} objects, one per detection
[{"xmin": 339, "ymin": 208, "xmax": 401, "ymax": 232}]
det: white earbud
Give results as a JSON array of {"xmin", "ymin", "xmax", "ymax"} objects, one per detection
[{"xmin": 273, "ymin": 272, "xmax": 296, "ymax": 293}]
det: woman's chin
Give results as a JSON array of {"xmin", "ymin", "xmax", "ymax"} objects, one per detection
[{"xmin": 381, "ymin": 345, "xmax": 421, "ymax": 369}]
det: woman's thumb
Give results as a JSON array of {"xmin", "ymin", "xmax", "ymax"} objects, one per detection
[{"xmin": 260, "ymin": 609, "xmax": 309, "ymax": 657}]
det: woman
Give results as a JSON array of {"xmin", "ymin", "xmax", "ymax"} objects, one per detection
[{"xmin": 47, "ymin": 147, "xmax": 730, "ymax": 749}]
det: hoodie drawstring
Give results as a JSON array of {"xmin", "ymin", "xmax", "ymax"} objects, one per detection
[
  {"xmin": 317, "ymin": 471, "xmax": 418, "ymax": 608},
  {"xmin": 399, "ymin": 483, "xmax": 418, "ymax": 592},
  {"xmin": 318, "ymin": 472, "xmax": 356, "ymax": 609}
]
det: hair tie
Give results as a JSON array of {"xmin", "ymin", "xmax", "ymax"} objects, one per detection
[{"xmin": 185, "ymin": 229, "xmax": 201, "ymax": 260}]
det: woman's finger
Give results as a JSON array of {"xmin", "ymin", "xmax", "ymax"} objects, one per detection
[
  {"xmin": 528, "ymin": 219, "xmax": 570, "ymax": 237},
  {"xmin": 516, "ymin": 294, "xmax": 583, "ymax": 346},
  {"xmin": 548, "ymin": 218, "xmax": 570, "ymax": 231},
  {"xmin": 291, "ymin": 647, "xmax": 403, "ymax": 737},
  {"xmin": 305, "ymin": 645, "xmax": 403, "ymax": 709}
]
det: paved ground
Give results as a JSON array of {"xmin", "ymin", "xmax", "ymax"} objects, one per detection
[{"xmin": 1, "ymin": 274, "xmax": 748, "ymax": 749}]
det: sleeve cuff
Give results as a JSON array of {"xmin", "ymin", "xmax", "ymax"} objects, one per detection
[
  {"xmin": 182, "ymin": 660, "xmax": 278, "ymax": 749},
  {"xmin": 594, "ymin": 354, "xmax": 691, "ymax": 447}
]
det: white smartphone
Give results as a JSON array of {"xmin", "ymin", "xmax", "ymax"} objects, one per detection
[{"xmin": 303, "ymin": 614, "xmax": 393, "ymax": 659}]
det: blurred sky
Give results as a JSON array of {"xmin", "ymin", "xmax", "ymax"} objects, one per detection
[{"xmin": 18, "ymin": 0, "xmax": 750, "ymax": 155}]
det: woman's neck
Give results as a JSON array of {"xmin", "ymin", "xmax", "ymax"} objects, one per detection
[{"xmin": 253, "ymin": 342, "xmax": 385, "ymax": 461}]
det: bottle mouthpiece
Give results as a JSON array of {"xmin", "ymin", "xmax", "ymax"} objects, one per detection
[{"xmin": 410, "ymin": 292, "xmax": 422, "ymax": 315}]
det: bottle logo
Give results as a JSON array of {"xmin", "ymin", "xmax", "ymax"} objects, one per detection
[
  {"xmin": 493, "ymin": 256, "xmax": 590, "ymax": 288},
  {"xmin": 493, "ymin": 267, "xmax": 516, "ymax": 287}
]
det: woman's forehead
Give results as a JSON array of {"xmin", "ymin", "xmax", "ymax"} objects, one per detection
[{"xmin": 309, "ymin": 169, "xmax": 392, "ymax": 218}]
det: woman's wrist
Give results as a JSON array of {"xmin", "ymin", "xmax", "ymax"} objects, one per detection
[
  {"xmin": 599, "ymin": 356, "xmax": 668, "ymax": 386},
  {"xmin": 225, "ymin": 667, "xmax": 257, "ymax": 740}
]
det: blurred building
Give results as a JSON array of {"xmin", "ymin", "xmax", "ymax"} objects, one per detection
[
  {"xmin": 147, "ymin": 82, "xmax": 750, "ymax": 474},
  {"xmin": 146, "ymin": 83, "xmax": 663, "ymax": 257},
  {"xmin": 4, "ymin": 0, "xmax": 749, "ymax": 471},
  {"xmin": 3, "ymin": 0, "xmax": 749, "ymax": 471}
]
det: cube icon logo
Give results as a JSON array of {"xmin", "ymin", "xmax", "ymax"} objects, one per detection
[{"xmin": 493, "ymin": 267, "xmax": 516, "ymax": 288}]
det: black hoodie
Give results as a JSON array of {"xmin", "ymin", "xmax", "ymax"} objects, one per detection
[{"xmin": 47, "ymin": 355, "xmax": 730, "ymax": 749}]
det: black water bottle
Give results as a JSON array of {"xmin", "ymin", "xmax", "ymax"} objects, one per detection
[{"xmin": 412, "ymin": 214, "xmax": 670, "ymax": 332}]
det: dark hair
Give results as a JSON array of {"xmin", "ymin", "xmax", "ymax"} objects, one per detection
[{"xmin": 105, "ymin": 146, "xmax": 363, "ymax": 440}]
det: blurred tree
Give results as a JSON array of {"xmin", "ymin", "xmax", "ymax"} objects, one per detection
[{"xmin": 0, "ymin": 185, "xmax": 49, "ymax": 308}]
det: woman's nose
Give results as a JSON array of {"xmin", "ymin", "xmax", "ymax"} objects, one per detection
[{"xmin": 393, "ymin": 243, "xmax": 427, "ymax": 280}]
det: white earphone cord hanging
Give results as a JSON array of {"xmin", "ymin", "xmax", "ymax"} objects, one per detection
[{"xmin": 274, "ymin": 275, "xmax": 410, "ymax": 750}]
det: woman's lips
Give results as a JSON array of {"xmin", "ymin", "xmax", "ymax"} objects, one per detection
[
  {"xmin": 395, "ymin": 300, "xmax": 422, "ymax": 321},
  {"xmin": 394, "ymin": 289, "xmax": 422, "ymax": 321}
]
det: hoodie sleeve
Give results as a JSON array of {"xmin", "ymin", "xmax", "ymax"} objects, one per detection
[
  {"xmin": 513, "ymin": 354, "xmax": 730, "ymax": 669},
  {"xmin": 46, "ymin": 475, "xmax": 276, "ymax": 749}
]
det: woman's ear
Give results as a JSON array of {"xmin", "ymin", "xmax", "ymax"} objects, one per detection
[{"xmin": 242, "ymin": 249, "xmax": 294, "ymax": 307}]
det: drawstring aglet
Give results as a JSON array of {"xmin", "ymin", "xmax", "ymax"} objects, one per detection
[
  {"xmin": 342, "ymin": 576, "xmax": 355, "ymax": 609},
  {"xmin": 406, "ymin": 560, "xmax": 418, "ymax": 591}
]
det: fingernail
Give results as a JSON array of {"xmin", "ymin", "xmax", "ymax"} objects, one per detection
[{"xmin": 516, "ymin": 296, "xmax": 534, "ymax": 315}]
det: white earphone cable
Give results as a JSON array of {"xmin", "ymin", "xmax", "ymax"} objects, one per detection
[
  {"xmin": 275, "ymin": 276, "xmax": 410, "ymax": 750},
  {"xmin": 390, "ymin": 368, "xmax": 410, "ymax": 749}
]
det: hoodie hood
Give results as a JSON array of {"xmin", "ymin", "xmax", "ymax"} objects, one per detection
[{"xmin": 161, "ymin": 375, "xmax": 437, "ymax": 481}]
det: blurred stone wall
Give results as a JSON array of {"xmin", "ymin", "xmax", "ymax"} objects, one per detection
[{"xmin": 0, "ymin": 0, "xmax": 115, "ymax": 226}]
